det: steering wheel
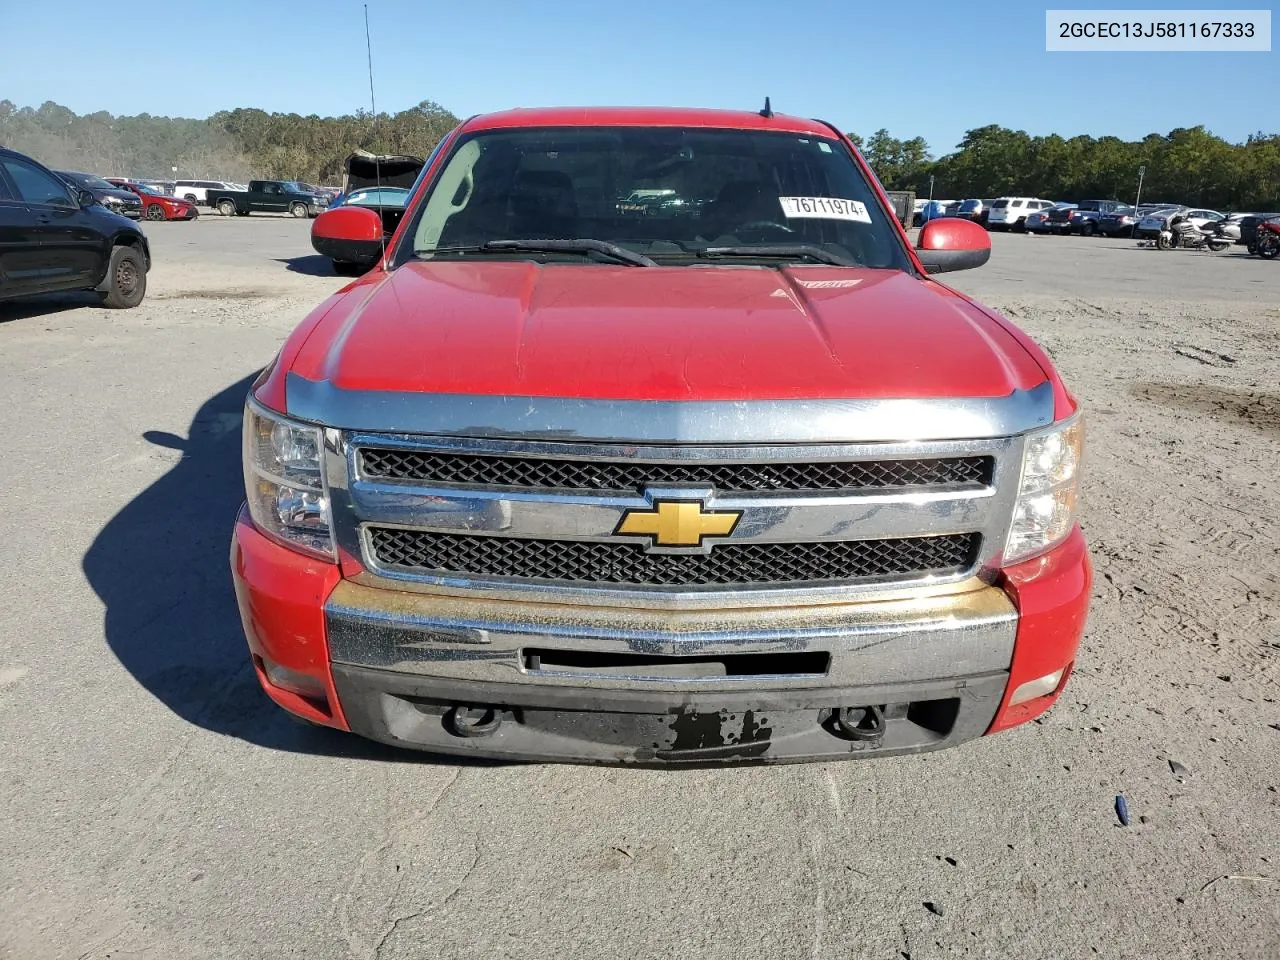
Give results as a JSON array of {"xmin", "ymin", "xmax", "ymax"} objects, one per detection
[{"xmin": 727, "ymin": 220, "xmax": 796, "ymax": 243}]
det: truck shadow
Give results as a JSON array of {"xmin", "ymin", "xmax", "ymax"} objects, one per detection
[
  {"xmin": 276, "ymin": 255, "xmax": 339, "ymax": 277},
  {"xmin": 0, "ymin": 292, "xmax": 106, "ymax": 322},
  {"xmin": 82, "ymin": 374, "xmax": 460, "ymax": 763}
]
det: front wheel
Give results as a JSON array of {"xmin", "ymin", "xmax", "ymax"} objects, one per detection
[
  {"xmin": 1207, "ymin": 240, "xmax": 1230, "ymax": 253},
  {"xmin": 1080, "ymin": 221, "xmax": 1095, "ymax": 237},
  {"xmin": 145, "ymin": 204, "xmax": 166, "ymax": 221},
  {"xmin": 1156, "ymin": 232, "xmax": 1172, "ymax": 250},
  {"xmin": 1259, "ymin": 239, "xmax": 1280, "ymax": 260},
  {"xmin": 290, "ymin": 202, "xmax": 309, "ymax": 218},
  {"xmin": 218, "ymin": 199, "xmax": 236, "ymax": 217},
  {"xmin": 98, "ymin": 245, "xmax": 147, "ymax": 309}
]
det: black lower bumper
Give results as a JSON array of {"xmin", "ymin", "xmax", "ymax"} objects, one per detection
[{"xmin": 330, "ymin": 663, "xmax": 1007, "ymax": 766}]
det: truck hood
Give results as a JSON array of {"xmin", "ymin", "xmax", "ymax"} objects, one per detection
[{"xmin": 289, "ymin": 261, "xmax": 1047, "ymax": 402}]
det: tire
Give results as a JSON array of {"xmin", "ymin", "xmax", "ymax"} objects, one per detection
[
  {"xmin": 218, "ymin": 199, "xmax": 236, "ymax": 217},
  {"xmin": 98, "ymin": 244, "xmax": 147, "ymax": 309},
  {"xmin": 290, "ymin": 202, "xmax": 308, "ymax": 218},
  {"xmin": 145, "ymin": 204, "xmax": 166, "ymax": 221},
  {"xmin": 1156, "ymin": 232, "xmax": 1172, "ymax": 250},
  {"xmin": 183, "ymin": 193, "xmax": 198, "ymax": 205},
  {"xmin": 1207, "ymin": 241, "xmax": 1230, "ymax": 253},
  {"xmin": 1080, "ymin": 221, "xmax": 1095, "ymax": 237},
  {"xmin": 1259, "ymin": 239, "xmax": 1280, "ymax": 260},
  {"xmin": 332, "ymin": 260, "xmax": 367, "ymax": 277}
]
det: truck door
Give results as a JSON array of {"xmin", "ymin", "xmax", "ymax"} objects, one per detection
[
  {"xmin": 260, "ymin": 182, "xmax": 285, "ymax": 211},
  {"xmin": 0, "ymin": 155, "xmax": 104, "ymax": 294}
]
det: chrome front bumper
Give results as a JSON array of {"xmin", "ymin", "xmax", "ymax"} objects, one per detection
[{"xmin": 325, "ymin": 577, "xmax": 1017, "ymax": 763}]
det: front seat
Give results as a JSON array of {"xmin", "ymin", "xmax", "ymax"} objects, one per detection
[{"xmin": 508, "ymin": 170, "xmax": 578, "ymax": 238}]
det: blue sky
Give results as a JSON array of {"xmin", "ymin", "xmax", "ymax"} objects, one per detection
[{"xmin": 1, "ymin": 0, "xmax": 1274, "ymax": 155}]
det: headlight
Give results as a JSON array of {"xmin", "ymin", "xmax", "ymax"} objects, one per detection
[
  {"xmin": 1003, "ymin": 415, "xmax": 1084, "ymax": 565},
  {"xmin": 243, "ymin": 397, "xmax": 335, "ymax": 559}
]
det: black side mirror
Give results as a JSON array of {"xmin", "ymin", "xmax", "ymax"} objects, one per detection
[{"xmin": 77, "ymin": 188, "xmax": 97, "ymax": 208}]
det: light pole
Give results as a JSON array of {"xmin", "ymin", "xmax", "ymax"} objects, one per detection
[
  {"xmin": 1134, "ymin": 164, "xmax": 1146, "ymax": 211},
  {"xmin": 928, "ymin": 174, "xmax": 935, "ymax": 203}
]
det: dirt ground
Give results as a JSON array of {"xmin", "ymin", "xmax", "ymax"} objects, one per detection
[{"xmin": 1, "ymin": 215, "xmax": 1277, "ymax": 960}]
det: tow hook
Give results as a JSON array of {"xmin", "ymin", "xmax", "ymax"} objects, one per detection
[
  {"xmin": 446, "ymin": 704, "xmax": 503, "ymax": 738},
  {"xmin": 834, "ymin": 705, "xmax": 886, "ymax": 743}
]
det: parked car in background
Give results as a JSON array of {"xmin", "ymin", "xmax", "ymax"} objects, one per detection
[
  {"xmin": 1134, "ymin": 206, "xmax": 1186, "ymax": 241},
  {"xmin": 1045, "ymin": 199, "xmax": 1127, "ymax": 236},
  {"xmin": 1240, "ymin": 212, "xmax": 1280, "ymax": 252},
  {"xmin": 206, "ymin": 180, "xmax": 328, "ymax": 218},
  {"xmin": 107, "ymin": 179, "xmax": 199, "ymax": 221},
  {"xmin": 1024, "ymin": 206, "xmax": 1055, "ymax": 233},
  {"xmin": 1, "ymin": 147, "xmax": 150, "ymax": 307},
  {"xmin": 987, "ymin": 198, "xmax": 1056, "ymax": 231},
  {"xmin": 172, "ymin": 179, "xmax": 240, "ymax": 206},
  {"xmin": 53, "ymin": 170, "xmax": 142, "ymax": 220},
  {"xmin": 916, "ymin": 200, "xmax": 957, "ymax": 225},
  {"xmin": 954, "ymin": 198, "xmax": 986, "ymax": 223},
  {"xmin": 1095, "ymin": 204, "xmax": 1140, "ymax": 237}
]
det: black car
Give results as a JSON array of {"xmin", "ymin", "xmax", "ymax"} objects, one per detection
[
  {"xmin": 1094, "ymin": 204, "xmax": 1139, "ymax": 237},
  {"xmin": 0, "ymin": 147, "xmax": 151, "ymax": 308},
  {"xmin": 1241, "ymin": 212, "xmax": 1280, "ymax": 252},
  {"xmin": 1045, "ymin": 199, "xmax": 1128, "ymax": 236},
  {"xmin": 54, "ymin": 170, "xmax": 143, "ymax": 220}
]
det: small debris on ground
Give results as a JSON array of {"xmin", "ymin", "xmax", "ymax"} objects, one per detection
[
  {"xmin": 923, "ymin": 901, "xmax": 944, "ymax": 917},
  {"xmin": 1169, "ymin": 759, "xmax": 1191, "ymax": 780},
  {"xmin": 1115, "ymin": 795, "xmax": 1131, "ymax": 826}
]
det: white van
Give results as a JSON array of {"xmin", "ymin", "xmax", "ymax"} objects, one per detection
[
  {"xmin": 172, "ymin": 179, "xmax": 240, "ymax": 206},
  {"xmin": 987, "ymin": 197, "xmax": 1056, "ymax": 230}
]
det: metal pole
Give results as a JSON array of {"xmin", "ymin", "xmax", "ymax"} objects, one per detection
[
  {"xmin": 928, "ymin": 175, "xmax": 935, "ymax": 203},
  {"xmin": 1135, "ymin": 165, "xmax": 1145, "ymax": 211}
]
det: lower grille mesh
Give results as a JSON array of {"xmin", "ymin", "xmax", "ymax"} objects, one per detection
[{"xmin": 368, "ymin": 528, "xmax": 979, "ymax": 587}]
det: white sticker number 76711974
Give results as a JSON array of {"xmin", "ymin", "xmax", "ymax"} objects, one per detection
[{"xmin": 777, "ymin": 197, "xmax": 872, "ymax": 223}]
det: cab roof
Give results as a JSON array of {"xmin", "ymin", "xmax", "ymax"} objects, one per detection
[{"xmin": 463, "ymin": 106, "xmax": 840, "ymax": 138}]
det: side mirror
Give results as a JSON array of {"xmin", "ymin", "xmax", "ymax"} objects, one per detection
[
  {"xmin": 77, "ymin": 188, "xmax": 97, "ymax": 208},
  {"xmin": 311, "ymin": 206, "xmax": 385, "ymax": 267},
  {"xmin": 915, "ymin": 218, "xmax": 991, "ymax": 274}
]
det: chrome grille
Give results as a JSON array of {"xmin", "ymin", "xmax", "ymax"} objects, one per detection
[
  {"xmin": 359, "ymin": 448, "xmax": 992, "ymax": 492},
  {"xmin": 367, "ymin": 528, "xmax": 980, "ymax": 587}
]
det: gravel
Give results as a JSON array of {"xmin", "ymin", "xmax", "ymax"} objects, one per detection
[{"xmin": 1, "ymin": 217, "xmax": 1277, "ymax": 960}]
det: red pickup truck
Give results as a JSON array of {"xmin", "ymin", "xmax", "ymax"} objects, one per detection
[{"xmin": 232, "ymin": 106, "xmax": 1090, "ymax": 764}]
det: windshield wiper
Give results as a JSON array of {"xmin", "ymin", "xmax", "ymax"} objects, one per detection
[
  {"xmin": 698, "ymin": 245, "xmax": 854, "ymax": 266},
  {"xmin": 418, "ymin": 239, "xmax": 656, "ymax": 267}
]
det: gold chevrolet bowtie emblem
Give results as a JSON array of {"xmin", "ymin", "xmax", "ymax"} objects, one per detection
[{"xmin": 615, "ymin": 500, "xmax": 741, "ymax": 547}]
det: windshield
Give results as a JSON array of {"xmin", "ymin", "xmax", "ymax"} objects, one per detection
[
  {"xmin": 403, "ymin": 126, "xmax": 909, "ymax": 270},
  {"xmin": 65, "ymin": 172, "xmax": 116, "ymax": 190},
  {"xmin": 347, "ymin": 187, "xmax": 410, "ymax": 208}
]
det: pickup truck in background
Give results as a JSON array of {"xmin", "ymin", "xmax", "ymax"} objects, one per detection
[{"xmin": 206, "ymin": 180, "xmax": 328, "ymax": 218}]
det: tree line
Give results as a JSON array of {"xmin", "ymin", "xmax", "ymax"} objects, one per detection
[
  {"xmin": 0, "ymin": 99, "xmax": 458, "ymax": 185},
  {"xmin": 851, "ymin": 124, "xmax": 1280, "ymax": 211},
  {"xmin": 2, "ymin": 100, "xmax": 1275, "ymax": 210}
]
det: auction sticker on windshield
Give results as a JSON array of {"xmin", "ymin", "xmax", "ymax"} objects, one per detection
[{"xmin": 778, "ymin": 197, "xmax": 872, "ymax": 223}]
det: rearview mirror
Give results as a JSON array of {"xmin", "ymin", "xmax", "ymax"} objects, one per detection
[
  {"xmin": 77, "ymin": 188, "xmax": 97, "ymax": 208},
  {"xmin": 310, "ymin": 206, "xmax": 384, "ymax": 267},
  {"xmin": 915, "ymin": 218, "xmax": 991, "ymax": 274}
]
